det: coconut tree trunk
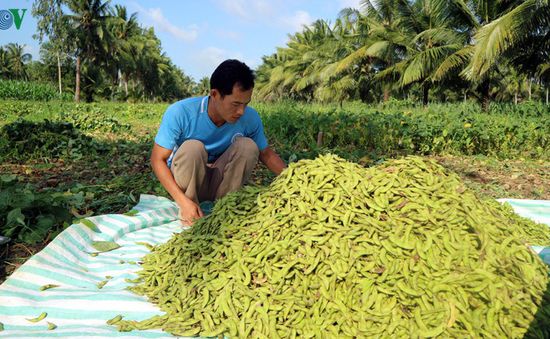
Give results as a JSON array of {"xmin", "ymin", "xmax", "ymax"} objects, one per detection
[
  {"xmin": 383, "ymin": 86, "xmax": 390, "ymax": 102},
  {"xmin": 480, "ymin": 80, "xmax": 490, "ymax": 112},
  {"xmin": 75, "ymin": 55, "xmax": 81, "ymax": 102},
  {"xmin": 514, "ymin": 92, "xmax": 518, "ymax": 105},
  {"xmin": 463, "ymin": 91, "xmax": 467, "ymax": 102},
  {"xmin": 528, "ymin": 78, "xmax": 532, "ymax": 100},
  {"xmin": 124, "ymin": 74, "xmax": 128, "ymax": 96},
  {"xmin": 546, "ymin": 87, "xmax": 549, "ymax": 105},
  {"xmin": 57, "ymin": 52, "xmax": 62, "ymax": 95},
  {"xmin": 422, "ymin": 83, "xmax": 430, "ymax": 106}
]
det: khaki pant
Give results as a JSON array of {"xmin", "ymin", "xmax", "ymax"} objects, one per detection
[{"xmin": 170, "ymin": 137, "xmax": 259, "ymax": 203}]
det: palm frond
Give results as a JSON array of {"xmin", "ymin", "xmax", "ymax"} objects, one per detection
[
  {"xmin": 448, "ymin": 0, "xmax": 480, "ymax": 29},
  {"xmin": 537, "ymin": 62, "xmax": 550, "ymax": 78},
  {"xmin": 400, "ymin": 45, "xmax": 461, "ymax": 85},
  {"xmin": 332, "ymin": 75, "xmax": 356, "ymax": 91},
  {"xmin": 335, "ymin": 45, "xmax": 369, "ymax": 73},
  {"xmin": 375, "ymin": 61, "xmax": 406, "ymax": 81},
  {"xmin": 467, "ymin": 0, "xmax": 539, "ymax": 80},
  {"xmin": 433, "ymin": 45, "xmax": 473, "ymax": 81},
  {"xmin": 413, "ymin": 28, "xmax": 465, "ymax": 46}
]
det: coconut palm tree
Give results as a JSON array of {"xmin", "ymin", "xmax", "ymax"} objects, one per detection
[
  {"xmin": 32, "ymin": 0, "xmax": 70, "ymax": 94},
  {"xmin": 306, "ymin": 17, "xmax": 363, "ymax": 105},
  {"xmin": 64, "ymin": 0, "xmax": 112, "ymax": 102},
  {"xmin": 466, "ymin": 0, "xmax": 550, "ymax": 81},
  {"xmin": 537, "ymin": 62, "xmax": 550, "ymax": 104},
  {"xmin": 256, "ymin": 20, "xmax": 333, "ymax": 101},
  {"xmin": 121, "ymin": 27, "xmax": 170, "ymax": 100},
  {"xmin": 374, "ymin": 0, "xmax": 468, "ymax": 105},
  {"xmin": 348, "ymin": 0, "xmax": 408, "ymax": 101},
  {"xmin": 432, "ymin": 0, "xmax": 549, "ymax": 109},
  {"xmin": 194, "ymin": 76, "xmax": 209, "ymax": 96},
  {"xmin": 5, "ymin": 43, "xmax": 32, "ymax": 80},
  {"xmin": 0, "ymin": 46, "xmax": 9, "ymax": 78},
  {"xmin": 107, "ymin": 4, "xmax": 140, "ymax": 98},
  {"xmin": 255, "ymin": 0, "xmax": 547, "ymax": 105}
]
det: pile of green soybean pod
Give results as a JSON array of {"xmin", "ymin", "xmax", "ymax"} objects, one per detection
[{"xmin": 111, "ymin": 155, "xmax": 550, "ymax": 338}]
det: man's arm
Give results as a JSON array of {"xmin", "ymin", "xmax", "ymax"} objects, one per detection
[
  {"xmin": 259, "ymin": 146, "xmax": 287, "ymax": 175},
  {"xmin": 150, "ymin": 143, "xmax": 204, "ymax": 225}
]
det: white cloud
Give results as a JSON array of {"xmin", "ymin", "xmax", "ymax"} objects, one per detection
[
  {"xmin": 135, "ymin": 5, "xmax": 198, "ymax": 42},
  {"xmin": 193, "ymin": 47, "xmax": 243, "ymax": 78},
  {"xmin": 216, "ymin": 0, "xmax": 273, "ymax": 20},
  {"xmin": 218, "ymin": 0, "xmax": 247, "ymax": 19},
  {"xmin": 190, "ymin": 47, "xmax": 259, "ymax": 79},
  {"xmin": 215, "ymin": 29, "xmax": 242, "ymax": 42},
  {"xmin": 340, "ymin": 0, "xmax": 362, "ymax": 10},
  {"xmin": 216, "ymin": 1, "xmax": 314, "ymax": 33},
  {"xmin": 279, "ymin": 10, "xmax": 314, "ymax": 32},
  {"xmin": 252, "ymin": 0, "xmax": 273, "ymax": 17}
]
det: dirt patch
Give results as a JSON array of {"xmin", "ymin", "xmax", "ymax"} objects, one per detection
[
  {"xmin": 431, "ymin": 155, "xmax": 550, "ymax": 200},
  {"xmin": 1, "ymin": 241, "xmax": 46, "ymax": 283}
]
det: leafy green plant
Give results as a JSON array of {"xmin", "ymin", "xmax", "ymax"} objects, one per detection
[
  {"xmin": 0, "ymin": 119, "xmax": 110, "ymax": 162},
  {"xmin": 256, "ymin": 101, "xmax": 550, "ymax": 160},
  {"xmin": 60, "ymin": 105, "xmax": 131, "ymax": 132},
  {"xmin": 0, "ymin": 80, "xmax": 71, "ymax": 101},
  {"xmin": 0, "ymin": 175, "xmax": 84, "ymax": 244}
]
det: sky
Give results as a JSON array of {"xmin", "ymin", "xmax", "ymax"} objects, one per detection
[{"xmin": 0, "ymin": 0, "xmax": 362, "ymax": 81}]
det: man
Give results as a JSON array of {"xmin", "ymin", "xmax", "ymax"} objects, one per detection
[{"xmin": 151, "ymin": 59, "xmax": 286, "ymax": 226}]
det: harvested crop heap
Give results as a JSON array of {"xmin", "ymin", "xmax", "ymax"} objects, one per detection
[{"xmin": 112, "ymin": 155, "xmax": 550, "ymax": 338}]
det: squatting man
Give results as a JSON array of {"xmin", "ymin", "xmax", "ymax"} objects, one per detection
[{"xmin": 151, "ymin": 59, "xmax": 286, "ymax": 226}]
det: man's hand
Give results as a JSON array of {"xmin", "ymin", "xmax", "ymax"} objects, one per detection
[
  {"xmin": 178, "ymin": 198, "xmax": 204, "ymax": 226},
  {"xmin": 259, "ymin": 146, "xmax": 286, "ymax": 175},
  {"xmin": 151, "ymin": 143, "xmax": 205, "ymax": 226}
]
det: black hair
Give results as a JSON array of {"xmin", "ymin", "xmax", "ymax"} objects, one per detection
[{"xmin": 210, "ymin": 59, "xmax": 255, "ymax": 96}]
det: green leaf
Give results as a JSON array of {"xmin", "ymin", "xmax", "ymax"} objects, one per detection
[
  {"xmin": 21, "ymin": 228, "xmax": 48, "ymax": 245},
  {"xmin": 11, "ymin": 191, "xmax": 35, "ymax": 209},
  {"xmin": 123, "ymin": 209, "xmax": 139, "ymax": 216},
  {"xmin": 0, "ymin": 190, "xmax": 12, "ymax": 210},
  {"xmin": 36, "ymin": 215, "xmax": 55, "ymax": 232},
  {"xmin": 91, "ymin": 241, "xmax": 120, "ymax": 253},
  {"xmin": 0, "ymin": 174, "xmax": 17, "ymax": 183},
  {"xmin": 6, "ymin": 208, "xmax": 25, "ymax": 226},
  {"xmin": 80, "ymin": 219, "xmax": 100, "ymax": 232},
  {"xmin": 47, "ymin": 322, "xmax": 57, "ymax": 330},
  {"xmin": 50, "ymin": 206, "xmax": 71, "ymax": 220}
]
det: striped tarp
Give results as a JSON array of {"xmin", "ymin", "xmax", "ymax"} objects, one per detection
[
  {"xmin": 0, "ymin": 194, "xmax": 184, "ymax": 338},
  {"xmin": 0, "ymin": 195, "xmax": 549, "ymax": 338},
  {"xmin": 499, "ymin": 199, "xmax": 550, "ymax": 265}
]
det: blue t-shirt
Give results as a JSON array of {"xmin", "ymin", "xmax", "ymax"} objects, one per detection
[{"xmin": 154, "ymin": 96, "xmax": 269, "ymax": 164}]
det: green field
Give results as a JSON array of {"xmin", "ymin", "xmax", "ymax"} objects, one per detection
[{"xmin": 1, "ymin": 99, "xmax": 549, "ymax": 279}]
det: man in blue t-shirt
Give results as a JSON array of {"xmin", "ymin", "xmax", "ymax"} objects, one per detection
[{"xmin": 151, "ymin": 59, "xmax": 286, "ymax": 226}]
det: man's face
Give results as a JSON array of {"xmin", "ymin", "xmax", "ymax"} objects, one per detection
[{"xmin": 210, "ymin": 84, "xmax": 253, "ymax": 124}]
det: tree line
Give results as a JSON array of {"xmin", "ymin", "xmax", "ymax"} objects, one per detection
[
  {"xmin": 0, "ymin": 0, "xmax": 210, "ymax": 102},
  {"xmin": 2, "ymin": 0, "xmax": 548, "ymax": 106},
  {"xmin": 255, "ymin": 0, "xmax": 550, "ymax": 108}
]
